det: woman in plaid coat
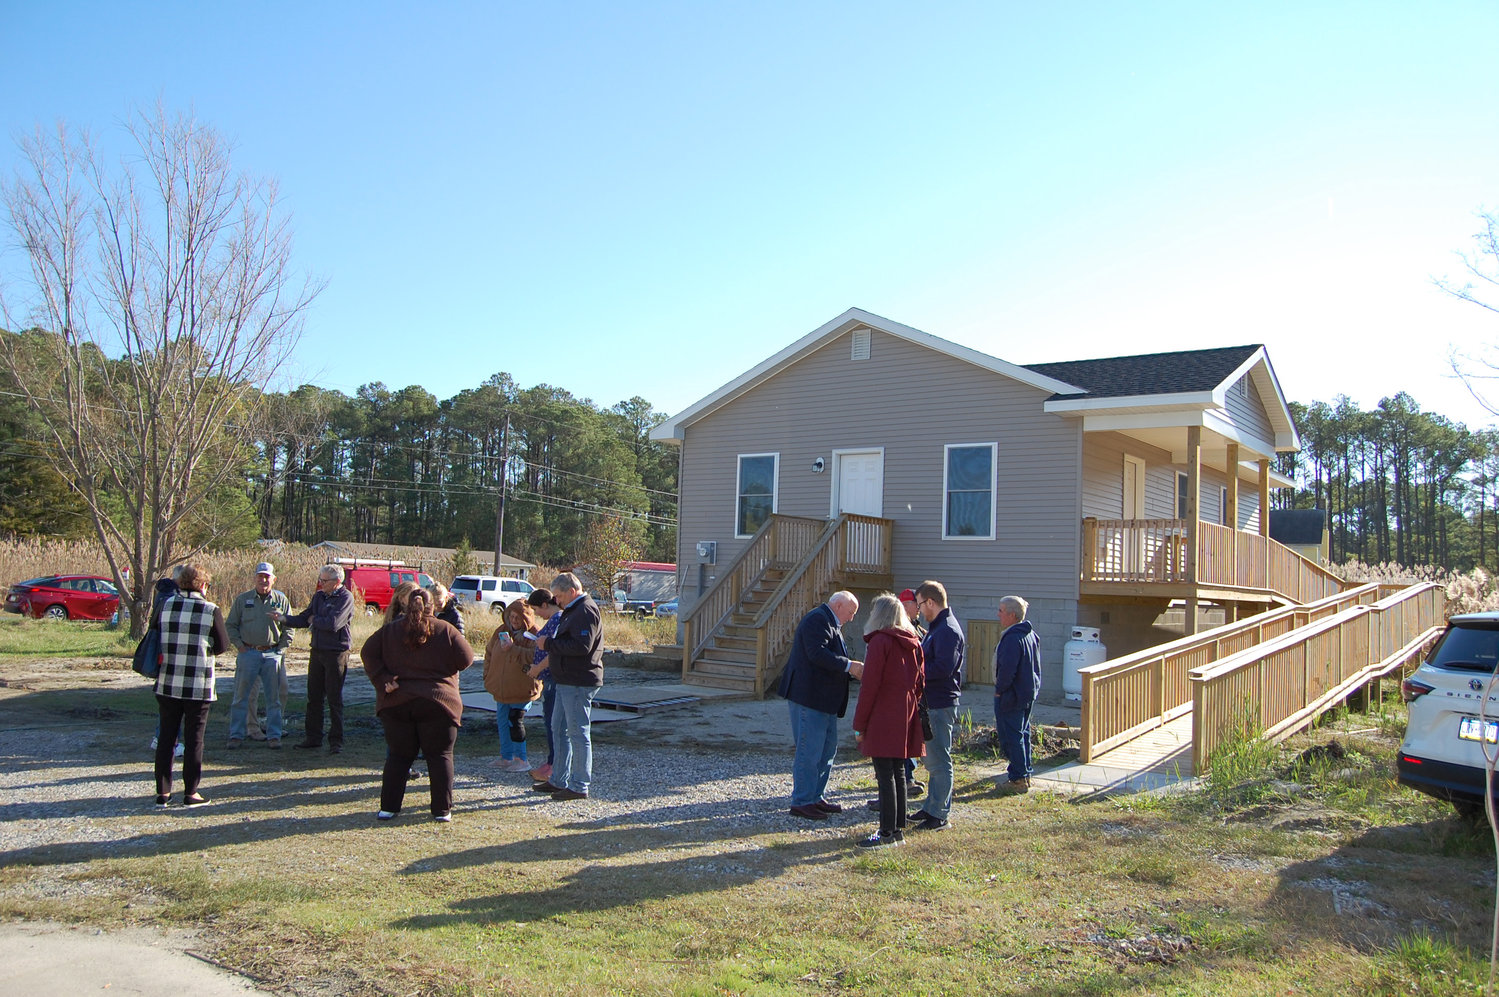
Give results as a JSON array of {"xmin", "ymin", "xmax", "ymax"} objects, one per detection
[{"xmin": 154, "ymin": 563, "xmax": 230, "ymax": 807}]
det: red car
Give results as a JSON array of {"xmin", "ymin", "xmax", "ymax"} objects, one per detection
[{"xmin": 4, "ymin": 574, "xmax": 121, "ymax": 621}]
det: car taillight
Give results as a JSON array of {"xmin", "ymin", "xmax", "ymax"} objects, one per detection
[{"xmin": 1401, "ymin": 677, "xmax": 1435, "ymax": 702}]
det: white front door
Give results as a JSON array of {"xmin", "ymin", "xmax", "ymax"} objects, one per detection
[
  {"xmin": 835, "ymin": 450, "xmax": 884, "ymax": 517},
  {"xmin": 1123, "ymin": 455, "xmax": 1147, "ymax": 576}
]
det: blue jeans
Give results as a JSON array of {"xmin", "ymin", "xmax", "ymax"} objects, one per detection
[
  {"xmin": 498, "ymin": 702, "xmax": 529, "ymax": 761},
  {"xmin": 925, "ymin": 706, "xmax": 958, "ymax": 819},
  {"xmin": 552, "ymin": 684, "xmax": 598, "ymax": 793},
  {"xmin": 541, "ymin": 676, "xmax": 557, "ymax": 767},
  {"xmin": 230, "ymin": 650, "xmax": 283, "ymax": 740},
  {"xmin": 995, "ymin": 700, "xmax": 1034, "ymax": 782},
  {"xmin": 787, "ymin": 700, "xmax": 839, "ymax": 807}
]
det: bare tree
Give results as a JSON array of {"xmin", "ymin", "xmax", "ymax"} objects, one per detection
[
  {"xmin": 0, "ymin": 108, "xmax": 323, "ymax": 634},
  {"xmin": 1440, "ymin": 209, "xmax": 1499, "ymax": 415}
]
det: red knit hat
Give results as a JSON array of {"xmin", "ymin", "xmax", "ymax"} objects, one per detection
[{"xmin": 897, "ymin": 589, "xmax": 917, "ymax": 603}]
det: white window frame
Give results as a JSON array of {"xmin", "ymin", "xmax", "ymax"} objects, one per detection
[
  {"xmin": 735, "ymin": 452, "xmax": 780, "ymax": 539},
  {"xmin": 1176, "ymin": 472, "xmax": 1189, "ymax": 520},
  {"xmin": 941, "ymin": 442, "xmax": 998, "ymax": 540},
  {"xmin": 1220, "ymin": 485, "xmax": 1230, "ymax": 526}
]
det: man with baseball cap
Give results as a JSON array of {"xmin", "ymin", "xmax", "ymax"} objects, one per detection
[{"xmin": 225, "ymin": 562, "xmax": 292, "ymax": 748}]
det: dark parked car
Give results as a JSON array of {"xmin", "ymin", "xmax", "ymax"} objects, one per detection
[{"xmin": 4, "ymin": 574, "xmax": 121, "ymax": 621}]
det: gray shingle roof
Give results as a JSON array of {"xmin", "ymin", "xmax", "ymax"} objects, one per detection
[{"xmin": 1023, "ymin": 345, "xmax": 1262, "ymax": 400}]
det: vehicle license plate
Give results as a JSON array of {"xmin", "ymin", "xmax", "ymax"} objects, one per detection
[{"xmin": 1459, "ymin": 716, "xmax": 1499, "ymax": 743}]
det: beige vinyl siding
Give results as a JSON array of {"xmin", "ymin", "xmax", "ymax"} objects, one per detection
[
  {"xmin": 1080, "ymin": 432, "xmax": 1265, "ymax": 528},
  {"xmin": 1081, "ymin": 433, "xmax": 1174, "ymax": 519},
  {"xmin": 676, "ymin": 329, "xmax": 1083, "ymax": 605},
  {"xmin": 1225, "ymin": 374, "xmax": 1274, "ymax": 443}
]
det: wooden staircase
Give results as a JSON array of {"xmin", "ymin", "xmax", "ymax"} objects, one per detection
[
  {"xmin": 681, "ymin": 514, "xmax": 893, "ymax": 697},
  {"xmin": 684, "ymin": 568, "xmax": 787, "ymax": 693}
]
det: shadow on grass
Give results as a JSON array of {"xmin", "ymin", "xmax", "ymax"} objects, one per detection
[
  {"xmin": 391, "ymin": 831, "xmax": 849, "ymax": 927},
  {"xmin": 1264, "ymin": 816, "xmax": 1497, "ymax": 955}
]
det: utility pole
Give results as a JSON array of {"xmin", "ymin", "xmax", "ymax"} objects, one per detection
[{"xmin": 493, "ymin": 413, "xmax": 510, "ymax": 573}]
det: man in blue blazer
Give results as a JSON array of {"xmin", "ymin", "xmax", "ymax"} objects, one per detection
[{"xmin": 779, "ymin": 590, "xmax": 864, "ymax": 820}]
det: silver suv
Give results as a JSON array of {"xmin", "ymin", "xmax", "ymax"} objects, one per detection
[
  {"xmin": 451, "ymin": 575, "xmax": 535, "ymax": 614},
  {"xmin": 1398, "ymin": 612, "xmax": 1499, "ymax": 820}
]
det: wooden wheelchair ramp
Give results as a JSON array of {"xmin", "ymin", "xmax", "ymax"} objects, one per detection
[
  {"xmin": 1069, "ymin": 582, "xmax": 1446, "ymax": 791},
  {"xmin": 1037, "ymin": 714, "xmax": 1195, "ymax": 795}
]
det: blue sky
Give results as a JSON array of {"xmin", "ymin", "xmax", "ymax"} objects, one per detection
[{"xmin": 3, "ymin": 2, "xmax": 1497, "ymax": 427}]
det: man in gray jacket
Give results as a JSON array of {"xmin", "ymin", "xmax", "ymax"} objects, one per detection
[
  {"xmin": 276, "ymin": 564, "xmax": 355, "ymax": 754},
  {"xmin": 226, "ymin": 562, "xmax": 292, "ymax": 748}
]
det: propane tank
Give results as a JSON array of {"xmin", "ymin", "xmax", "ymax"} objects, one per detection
[{"xmin": 1062, "ymin": 626, "xmax": 1107, "ymax": 702}]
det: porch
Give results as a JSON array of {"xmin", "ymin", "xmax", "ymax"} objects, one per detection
[{"xmin": 1082, "ymin": 516, "xmax": 1346, "ymax": 609}]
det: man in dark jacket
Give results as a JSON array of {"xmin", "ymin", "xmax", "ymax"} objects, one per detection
[
  {"xmin": 276, "ymin": 564, "xmax": 355, "ymax": 754},
  {"xmin": 912, "ymin": 580, "xmax": 965, "ymax": 829},
  {"xmin": 534, "ymin": 571, "xmax": 602, "ymax": 801},
  {"xmin": 993, "ymin": 594, "xmax": 1042, "ymax": 793},
  {"xmin": 779, "ymin": 590, "xmax": 864, "ymax": 820}
]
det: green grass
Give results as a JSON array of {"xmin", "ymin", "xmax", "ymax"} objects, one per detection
[
  {"xmin": 0, "ymin": 614, "xmax": 134, "ymax": 658},
  {"xmin": 4, "ymin": 665, "xmax": 1499, "ymax": 996}
]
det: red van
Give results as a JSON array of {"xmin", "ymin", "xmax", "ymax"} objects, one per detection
[{"xmin": 337, "ymin": 560, "xmax": 434, "ymax": 614}]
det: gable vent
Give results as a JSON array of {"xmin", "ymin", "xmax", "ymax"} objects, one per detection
[{"xmin": 850, "ymin": 328, "xmax": 871, "ymax": 361}]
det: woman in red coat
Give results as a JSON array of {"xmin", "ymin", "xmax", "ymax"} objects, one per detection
[{"xmin": 852, "ymin": 592, "xmax": 925, "ymax": 848}]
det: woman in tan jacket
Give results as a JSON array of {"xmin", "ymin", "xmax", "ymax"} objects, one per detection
[{"xmin": 361, "ymin": 588, "xmax": 474, "ymax": 821}]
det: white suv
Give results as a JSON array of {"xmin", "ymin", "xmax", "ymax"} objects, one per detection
[
  {"xmin": 451, "ymin": 575, "xmax": 535, "ymax": 614},
  {"xmin": 1398, "ymin": 612, "xmax": 1499, "ymax": 820}
]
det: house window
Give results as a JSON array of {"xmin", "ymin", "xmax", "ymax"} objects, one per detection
[
  {"xmin": 1177, "ymin": 472, "xmax": 1189, "ymax": 520},
  {"xmin": 736, "ymin": 453, "xmax": 779, "ymax": 538},
  {"xmin": 1221, "ymin": 485, "xmax": 1230, "ymax": 526},
  {"xmin": 943, "ymin": 443, "xmax": 996, "ymax": 539}
]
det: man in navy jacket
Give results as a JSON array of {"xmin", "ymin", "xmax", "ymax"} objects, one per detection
[
  {"xmin": 913, "ymin": 580, "xmax": 965, "ymax": 829},
  {"xmin": 277, "ymin": 564, "xmax": 354, "ymax": 754},
  {"xmin": 993, "ymin": 594, "xmax": 1042, "ymax": 792},
  {"xmin": 778, "ymin": 590, "xmax": 864, "ymax": 820}
]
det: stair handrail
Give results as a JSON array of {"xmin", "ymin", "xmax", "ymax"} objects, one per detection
[
  {"xmin": 680, "ymin": 514, "xmax": 827, "ymax": 679},
  {"xmin": 746, "ymin": 516, "xmax": 847, "ymax": 695}
]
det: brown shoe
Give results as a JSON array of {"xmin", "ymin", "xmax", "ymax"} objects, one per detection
[
  {"xmin": 550, "ymin": 788, "xmax": 588, "ymax": 801},
  {"xmin": 788, "ymin": 804, "xmax": 829, "ymax": 821},
  {"xmin": 814, "ymin": 799, "xmax": 843, "ymax": 814},
  {"xmin": 531, "ymin": 781, "xmax": 563, "ymax": 794},
  {"xmin": 998, "ymin": 777, "xmax": 1031, "ymax": 794}
]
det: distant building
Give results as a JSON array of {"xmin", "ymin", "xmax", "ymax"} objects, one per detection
[
  {"xmin": 1268, "ymin": 509, "xmax": 1330, "ymax": 565},
  {"xmin": 616, "ymin": 561, "xmax": 679, "ymax": 602},
  {"xmin": 308, "ymin": 540, "xmax": 535, "ymax": 579}
]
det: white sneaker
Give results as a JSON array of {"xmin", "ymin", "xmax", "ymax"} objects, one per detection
[
  {"xmin": 149, "ymin": 736, "xmax": 158, "ymax": 751},
  {"xmin": 173, "ymin": 742, "xmax": 185, "ymax": 759},
  {"xmin": 505, "ymin": 758, "xmax": 532, "ymax": 772}
]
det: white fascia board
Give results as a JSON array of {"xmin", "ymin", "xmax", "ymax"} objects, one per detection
[
  {"xmin": 649, "ymin": 307, "xmax": 1083, "ymax": 441},
  {"xmin": 1045, "ymin": 390, "xmax": 1218, "ymax": 415},
  {"xmin": 1202, "ymin": 409, "xmax": 1277, "ymax": 460},
  {"xmin": 1079, "ymin": 409, "xmax": 1212, "ymax": 433}
]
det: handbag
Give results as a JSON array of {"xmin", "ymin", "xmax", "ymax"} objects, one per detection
[
  {"xmin": 132, "ymin": 627, "xmax": 162, "ymax": 679},
  {"xmin": 919, "ymin": 698, "xmax": 934, "ymax": 742}
]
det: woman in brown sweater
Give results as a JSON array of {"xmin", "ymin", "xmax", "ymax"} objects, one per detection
[{"xmin": 361, "ymin": 588, "xmax": 475, "ymax": 821}]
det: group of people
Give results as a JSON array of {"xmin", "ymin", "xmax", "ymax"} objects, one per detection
[
  {"xmin": 147, "ymin": 558, "xmax": 1041, "ymax": 843},
  {"xmin": 780, "ymin": 583, "xmax": 1041, "ymax": 848},
  {"xmin": 147, "ymin": 559, "xmax": 605, "ymax": 821}
]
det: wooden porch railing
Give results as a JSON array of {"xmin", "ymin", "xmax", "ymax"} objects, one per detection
[
  {"xmin": 1082, "ymin": 518, "xmax": 1347, "ymax": 604},
  {"xmin": 748, "ymin": 513, "xmax": 893, "ymax": 696},
  {"xmin": 1078, "ymin": 583, "xmax": 1390, "ymax": 762},
  {"xmin": 1189, "ymin": 582, "xmax": 1446, "ymax": 771},
  {"xmin": 680, "ymin": 514, "xmax": 826, "ymax": 679}
]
